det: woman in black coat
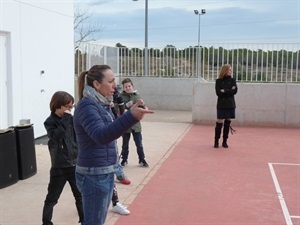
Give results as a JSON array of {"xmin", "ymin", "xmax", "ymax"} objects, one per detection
[{"xmin": 214, "ymin": 64, "xmax": 238, "ymax": 148}]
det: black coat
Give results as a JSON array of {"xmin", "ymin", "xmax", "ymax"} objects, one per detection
[
  {"xmin": 215, "ymin": 76, "xmax": 238, "ymax": 109},
  {"xmin": 44, "ymin": 112, "xmax": 78, "ymax": 168}
]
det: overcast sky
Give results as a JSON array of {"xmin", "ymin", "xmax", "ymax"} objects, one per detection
[{"xmin": 75, "ymin": 0, "xmax": 300, "ymax": 49}]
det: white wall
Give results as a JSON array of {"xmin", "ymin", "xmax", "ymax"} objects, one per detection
[
  {"xmin": 127, "ymin": 77, "xmax": 300, "ymax": 128},
  {"xmin": 129, "ymin": 77, "xmax": 199, "ymax": 111},
  {"xmin": 0, "ymin": 0, "xmax": 74, "ymax": 137},
  {"xmin": 192, "ymin": 82, "xmax": 300, "ymax": 127}
]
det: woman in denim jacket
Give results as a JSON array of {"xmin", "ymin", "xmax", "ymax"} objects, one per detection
[{"xmin": 74, "ymin": 65, "xmax": 153, "ymax": 225}]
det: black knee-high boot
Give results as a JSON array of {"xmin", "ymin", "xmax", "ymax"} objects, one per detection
[
  {"xmin": 214, "ymin": 122, "xmax": 223, "ymax": 148},
  {"xmin": 222, "ymin": 120, "xmax": 231, "ymax": 148}
]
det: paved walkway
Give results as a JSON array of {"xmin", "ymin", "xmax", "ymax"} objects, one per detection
[
  {"xmin": 1, "ymin": 110, "xmax": 299, "ymax": 225},
  {"xmin": 0, "ymin": 110, "xmax": 192, "ymax": 225}
]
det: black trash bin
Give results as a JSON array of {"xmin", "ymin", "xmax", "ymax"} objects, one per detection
[
  {"xmin": 0, "ymin": 130, "xmax": 19, "ymax": 189},
  {"xmin": 15, "ymin": 125, "xmax": 37, "ymax": 180}
]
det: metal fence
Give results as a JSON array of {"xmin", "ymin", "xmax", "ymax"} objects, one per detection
[
  {"xmin": 75, "ymin": 43, "xmax": 119, "ymax": 77},
  {"xmin": 75, "ymin": 43, "xmax": 300, "ymax": 83}
]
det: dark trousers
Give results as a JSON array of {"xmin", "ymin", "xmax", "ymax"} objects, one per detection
[
  {"xmin": 42, "ymin": 167, "xmax": 83, "ymax": 225},
  {"xmin": 121, "ymin": 131, "xmax": 145, "ymax": 161},
  {"xmin": 112, "ymin": 183, "xmax": 119, "ymax": 206}
]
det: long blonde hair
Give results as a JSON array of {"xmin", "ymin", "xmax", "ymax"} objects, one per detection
[{"xmin": 219, "ymin": 64, "xmax": 231, "ymax": 79}]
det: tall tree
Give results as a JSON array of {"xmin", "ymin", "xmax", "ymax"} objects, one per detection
[{"xmin": 74, "ymin": 9, "xmax": 102, "ymax": 50}]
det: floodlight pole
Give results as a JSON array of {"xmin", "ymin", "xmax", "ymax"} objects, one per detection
[
  {"xmin": 194, "ymin": 9, "xmax": 206, "ymax": 80},
  {"xmin": 133, "ymin": 0, "xmax": 148, "ymax": 77}
]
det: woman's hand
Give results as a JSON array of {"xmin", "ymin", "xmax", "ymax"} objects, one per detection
[{"xmin": 130, "ymin": 99, "xmax": 154, "ymax": 120}]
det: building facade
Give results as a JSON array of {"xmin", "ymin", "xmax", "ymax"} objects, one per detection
[{"xmin": 0, "ymin": 0, "xmax": 74, "ymax": 137}]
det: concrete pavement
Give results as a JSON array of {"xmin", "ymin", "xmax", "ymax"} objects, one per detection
[{"xmin": 0, "ymin": 110, "xmax": 192, "ymax": 225}]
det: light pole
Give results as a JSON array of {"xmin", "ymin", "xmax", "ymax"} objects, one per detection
[
  {"xmin": 194, "ymin": 9, "xmax": 206, "ymax": 79},
  {"xmin": 133, "ymin": 0, "xmax": 148, "ymax": 77}
]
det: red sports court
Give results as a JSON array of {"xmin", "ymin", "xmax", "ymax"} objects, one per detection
[{"xmin": 115, "ymin": 125, "xmax": 300, "ymax": 225}]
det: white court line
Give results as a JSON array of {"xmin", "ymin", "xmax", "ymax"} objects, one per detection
[
  {"xmin": 268, "ymin": 163, "xmax": 294, "ymax": 225},
  {"xmin": 291, "ymin": 216, "xmax": 300, "ymax": 219},
  {"xmin": 269, "ymin": 163, "xmax": 300, "ymax": 221},
  {"xmin": 270, "ymin": 163, "xmax": 300, "ymax": 166}
]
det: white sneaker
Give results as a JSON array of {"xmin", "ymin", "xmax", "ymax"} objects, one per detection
[{"xmin": 112, "ymin": 202, "xmax": 130, "ymax": 215}]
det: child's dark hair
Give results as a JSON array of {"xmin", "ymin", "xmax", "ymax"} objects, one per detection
[
  {"xmin": 50, "ymin": 91, "xmax": 74, "ymax": 113},
  {"xmin": 122, "ymin": 78, "xmax": 133, "ymax": 86}
]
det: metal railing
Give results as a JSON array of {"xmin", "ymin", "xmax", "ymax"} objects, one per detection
[
  {"xmin": 75, "ymin": 44, "xmax": 119, "ymax": 77},
  {"xmin": 75, "ymin": 43, "xmax": 300, "ymax": 83}
]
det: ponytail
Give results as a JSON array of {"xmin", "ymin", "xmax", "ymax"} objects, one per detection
[
  {"xmin": 78, "ymin": 71, "xmax": 88, "ymax": 100},
  {"xmin": 77, "ymin": 65, "xmax": 112, "ymax": 100}
]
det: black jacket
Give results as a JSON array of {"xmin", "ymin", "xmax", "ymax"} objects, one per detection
[
  {"xmin": 215, "ymin": 76, "xmax": 238, "ymax": 109},
  {"xmin": 44, "ymin": 112, "xmax": 78, "ymax": 168}
]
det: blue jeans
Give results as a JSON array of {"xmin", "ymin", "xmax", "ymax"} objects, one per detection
[
  {"xmin": 76, "ymin": 172, "xmax": 114, "ymax": 225},
  {"xmin": 115, "ymin": 161, "xmax": 125, "ymax": 177},
  {"xmin": 121, "ymin": 131, "xmax": 145, "ymax": 161}
]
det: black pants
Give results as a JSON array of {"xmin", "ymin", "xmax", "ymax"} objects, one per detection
[
  {"xmin": 42, "ymin": 167, "xmax": 83, "ymax": 225},
  {"xmin": 112, "ymin": 183, "xmax": 119, "ymax": 206}
]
